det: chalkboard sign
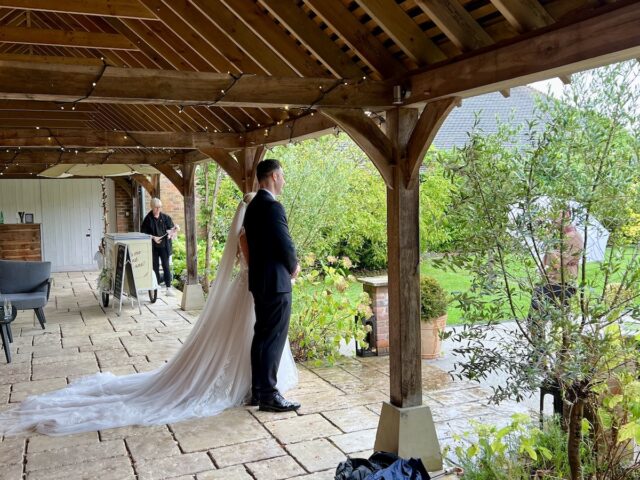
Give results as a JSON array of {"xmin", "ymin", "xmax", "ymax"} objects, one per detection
[
  {"xmin": 113, "ymin": 243, "xmax": 127, "ymax": 301},
  {"xmin": 113, "ymin": 243, "xmax": 139, "ymax": 315}
]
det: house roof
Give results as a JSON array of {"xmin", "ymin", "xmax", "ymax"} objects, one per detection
[{"xmin": 433, "ymin": 86, "xmax": 545, "ymax": 150}]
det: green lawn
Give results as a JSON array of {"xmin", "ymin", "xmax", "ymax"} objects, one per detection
[{"xmin": 297, "ymin": 248, "xmax": 640, "ymax": 327}]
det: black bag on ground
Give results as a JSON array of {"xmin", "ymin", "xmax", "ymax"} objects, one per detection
[{"xmin": 335, "ymin": 451, "xmax": 430, "ymax": 480}]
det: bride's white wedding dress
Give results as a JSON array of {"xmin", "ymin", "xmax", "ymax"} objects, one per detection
[{"xmin": 0, "ymin": 199, "xmax": 298, "ymax": 436}]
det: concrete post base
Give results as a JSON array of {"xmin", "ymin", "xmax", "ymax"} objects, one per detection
[
  {"xmin": 374, "ymin": 401, "xmax": 442, "ymax": 471},
  {"xmin": 180, "ymin": 283, "xmax": 205, "ymax": 311}
]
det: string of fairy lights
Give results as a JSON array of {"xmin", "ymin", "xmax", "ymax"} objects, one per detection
[{"xmin": 0, "ymin": 63, "xmax": 387, "ymax": 176}]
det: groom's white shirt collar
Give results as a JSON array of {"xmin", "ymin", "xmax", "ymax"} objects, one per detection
[{"xmin": 260, "ymin": 188, "xmax": 276, "ymax": 200}]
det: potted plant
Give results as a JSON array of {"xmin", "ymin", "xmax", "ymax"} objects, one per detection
[{"xmin": 420, "ymin": 275, "xmax": 448, "ymax": 359}]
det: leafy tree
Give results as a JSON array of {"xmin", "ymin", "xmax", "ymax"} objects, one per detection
[{"xmin": 438, "ymin": 61, "xmax": 640, "ymax": 479}]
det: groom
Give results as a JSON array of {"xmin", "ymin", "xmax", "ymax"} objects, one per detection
[{"xmin": 244, "ymin": 159, "xmax": 301, "ymax": 412}]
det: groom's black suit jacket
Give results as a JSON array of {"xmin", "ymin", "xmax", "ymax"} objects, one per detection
[{"xmin": 243, "ymin": 189, "xmax": 297, "ymax": 295}]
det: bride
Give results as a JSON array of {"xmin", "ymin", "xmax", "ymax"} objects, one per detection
[{"xmin": 0, "ymin": 193, "xmax": 298, "ymax": 436}]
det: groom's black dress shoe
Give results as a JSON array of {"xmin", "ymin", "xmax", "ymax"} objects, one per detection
[{"xmin": 258, "ymin": 393, "xmax": 300, "ymax": 412}]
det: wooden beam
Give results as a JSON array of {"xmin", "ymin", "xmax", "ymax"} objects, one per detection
[
  {"xmin": 155, "ymin": 163, "xmax": 184, "ymax": 196},
  {"xmin": 305, "ymin": 0, "xmax": 407, "ymax": 78},
  {"xmin": 409, "ymin": 1, "xmax": 640, "ymax": 104},
  {"xmin": 0, "ymin": 110, "xmax": 91, "ymax": 120},
  {"xmin": 406, "ymin": 98, "xmax": 458, "ymax": 187},
  {"xmin": 320, "ymin": 108, "xmax": 393, "ymax": 188},
  {"xmin": 490, "ymin": 0, "xmax": 554, "ymax": 33},
  {"xmin": 0, "ymin": 99, "xmax": 96, "ymax": 112},
  {"xmin": 0, "ymin": 128, "xmax": 243, "ymax": 149},
  {"xmin": 0, "ymin": 26, "xmax": 138, "ymax": 50},
  {"xmin": 415, "ymin": 0, "xmax": 494, "ymax": 51},
  {"xmin": 131, "ymin": 173, "xmax": 156, "ymax": 196},
  {"xmin": 0, "ymin": 0, "xmax": 156, "ymax": 19},
  {"xmin": 245, "ymin": 113, "xmax": 335, "ymax": 148},
  {"xmin": 259, "ymin": 0, "xmax": 364, "ymax": 79},
  {"xmin": 357, "ymin": 0, "xmax": 447, "ymax": 66},
  {"xmin": 0, "ymin": 119, "xmax": 88, "ymax": 128},
  {"xmin": 198, "ymin": 147, "xmax": 242, "ymax": 189},
  {"xmin": 0, "ymin": 150, "xmax": 184, "ymax": 165},
  {"xmin": 0, "ymin": 53, "xmax": 106, "ymax": 66},
  {"xmin": 182, "ymin": 161, "xmax": 197, "ymax": 284},
  {"xmin": 0, "ymin": 61, "xmax": 394, "ymax": 108}
]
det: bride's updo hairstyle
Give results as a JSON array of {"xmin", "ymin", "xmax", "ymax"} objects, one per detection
[{"xmin": 243, "ymin": 192, "xmax": 257, "ymax": 204}]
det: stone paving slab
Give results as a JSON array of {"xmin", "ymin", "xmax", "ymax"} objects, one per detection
[
  {"xmin": 0, "ymin": 271, "xmax": 531, "ymax": 480},
  {"xmin": 286, "ymin": 438, "xmax": 346, "ymax": 472},
  {"xmin": 209, "ymin": 438, "xmax": 285, "ymax": 468},
  {"xmin": 246, "ymin": 455, "xmax": 306, "ymax": 480}
]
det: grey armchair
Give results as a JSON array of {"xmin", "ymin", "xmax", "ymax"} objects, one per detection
[{"xmin": 0, "ymin": 259, "xmax": 52, "ymax": 363}]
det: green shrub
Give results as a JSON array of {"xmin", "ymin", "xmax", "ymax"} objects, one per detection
[
  {"xmin": 170, "ymin": 236, "xmax": 224, "ymax": 291},
  {"xmin": 445, "ymin": 414, "xmax": 596, "ymax": 480},
  {"xmin": 289, "ymin": 255, "xmax": 371, "ymax": 364},
  {"xmin": 420, "ymin": 275, "xmax": 448, "ymax": 321}
]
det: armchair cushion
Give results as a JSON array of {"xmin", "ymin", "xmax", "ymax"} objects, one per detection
[{"xmin": 0, "ymin": 292, "xmax": 47, "ymax": 310}]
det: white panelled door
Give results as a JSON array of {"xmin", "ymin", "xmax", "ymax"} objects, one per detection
[{"xmin": 40, "ymin": 179, "xmax": 103, "ymax": 271}]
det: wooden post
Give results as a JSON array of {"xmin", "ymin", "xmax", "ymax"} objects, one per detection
[
  {"xmin": 386, "ymin": 108, "xmax": 422, "ymax": 408},
  {"xmin": 182, "ymin": 162, "xmax": 197, "ymax": 285},
  {"xmin": 151, "ymin": 173, "xmax": 161, "ymax": 198},
  {"xmin": 321, "ymin": 100, "xmax": 457, "ymax": 471},
  {"xmin": 131, "ymin": 181, "xmax": 141, "ymax": 232},
  {"xmin": 180, "ymin": 161, "xmax": 205, "ymax": 310},
  {"xmin": 241, "ymin": 146, "xmax": 265, "ymax": 193}
]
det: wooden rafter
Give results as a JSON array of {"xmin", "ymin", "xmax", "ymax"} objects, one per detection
[
  {"xmin": 0, "ymin": 26, "xmax": 138, "ymax": 50},
  {"xmin": 490, "ymin": 0, "xmax": 554, "ymax": 33},
  {"xmin": 414, "ymin": 0, "xmax": 494, "ymax": 52},
  {"xmin": 191, "ymin": 0, "xmax": 297, "ymax": 77},
  {"xmin": 0, "ymin": 61, "xmax": 394, "ymax": 107},
  {"xmin": 219, "ymin": 0, "xmax": 328, "ymax": 78},
  {"xmin": 409, "ymin": 1, "xmax": 640, "ymax": 103},
  {"xmin": 0, "ymin": 0, "xmax": 156, "ymax": 19},
  {"xmin": 304, "ymin": 0, "xmax": 407, "ymax": 78},
  {"xmin": 259, "ymin": 0, "xmax": 363, "ymax": 79},
  {"xmin": 357, "ymin": 0, "xmax": 447, "ymax": 66}
]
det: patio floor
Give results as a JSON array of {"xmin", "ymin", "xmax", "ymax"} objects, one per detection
[{"xmin": 0, "ymin": 271, "xmax": 528, "ymax": 480}]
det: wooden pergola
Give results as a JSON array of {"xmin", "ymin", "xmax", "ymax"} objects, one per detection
[{"xmin": 0, "ymin": 0, "xmax": 638, "ymax": 469}]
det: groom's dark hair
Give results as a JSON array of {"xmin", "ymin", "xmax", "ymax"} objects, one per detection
[{"xmin": 256, "ymin": 159, "xmax": 282, "ymax": 182}]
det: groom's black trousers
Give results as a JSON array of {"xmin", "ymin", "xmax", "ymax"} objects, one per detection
[{"xmin": 251, "ymin": 291, "xmax": 292, "ymax": 400}]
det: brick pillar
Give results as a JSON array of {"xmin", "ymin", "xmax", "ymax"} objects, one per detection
[{"xmin": 358, "ymin": 276, "xmax": 389, "ymax": 355}]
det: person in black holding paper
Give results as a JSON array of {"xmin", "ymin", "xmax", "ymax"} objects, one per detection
[
  {"xmin": 141, "ymin": 197, "xmax": 180, "ymax": 297},
  {"xmin": 243, "ymin": 159, "xmax": 301, "ymax": 412}
]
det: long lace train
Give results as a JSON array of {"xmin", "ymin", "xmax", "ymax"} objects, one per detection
[{"xmin": 0, "ymin": 200, "xmax": 298, "ymax": 436}]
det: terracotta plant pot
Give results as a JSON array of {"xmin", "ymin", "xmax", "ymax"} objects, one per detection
[{"xmin": 420, "ymin": 314, "xmax": 447, "ymax": 359}]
